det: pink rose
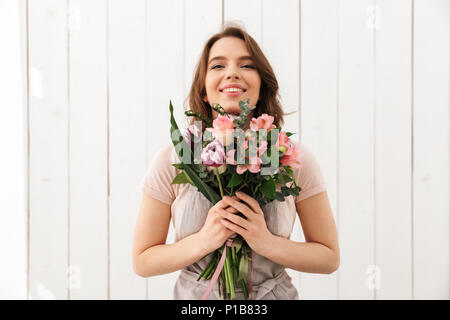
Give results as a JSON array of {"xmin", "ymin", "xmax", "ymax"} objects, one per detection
[
  {"xmin": 212, "ymin": 114, "xmax": 236, "ymax": 131},
  {"xmin": 250, "ymin": 114, "xmax": 276, "ymax": 132},
  {"xmin": 206, "ymin": 115, "xmax": 236, "ymax": 146}
]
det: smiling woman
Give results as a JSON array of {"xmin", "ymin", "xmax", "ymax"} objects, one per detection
[
  {"xmin": 186, "ymin": 25, "xmax": 289, "ymax": 132},
  {"xmin": 133, "ymin": 24, "xmax": 339, "ymax": 300}
]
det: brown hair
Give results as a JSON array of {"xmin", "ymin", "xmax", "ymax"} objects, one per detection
[{"xmin": 185, "ymin": 23, "xmax": 290, "ymax": 131}]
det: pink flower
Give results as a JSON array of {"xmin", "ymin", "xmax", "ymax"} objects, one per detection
[
  {"xmin": 227, "ymin": 140, "xmax": 268, "ymax": 174},
  {"xmin": 250, "ymin": 114, "xmax": 276, "ymax": 132},
  {"xmin": 226, "ymin": 149, "xmax": 238, "ymax": 165},
  {"xmin": 238, "ymin": 156, "xmax": 262, "ymax": 174},
  {"xmin": 206, "ymin": 115, "xmax": 236, "ymax": 146},
  {"xmin": 276, "ymin": 131, "xmax": 290, "ymax": 149},
  {"xmin": 213, "ymin": 114, "xmax": 236, "ymax": 131},
  {"xmin": 201, "ymin": 140, "xmax": 225, "ymax": 167},
  {"xmin": 280, "ymin": 142, "xmax": 302, "ymax": 168},
  {"xmin": 183, "ymin": 124, "xmax": 202, "ymax": 145}
]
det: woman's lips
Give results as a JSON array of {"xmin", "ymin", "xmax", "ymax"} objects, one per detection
[{"xmin": 221, "ymin": 90, "xmax": 244, "ymax": 97}]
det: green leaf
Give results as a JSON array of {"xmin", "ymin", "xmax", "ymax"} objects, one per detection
[
  {"xmin": 238, "ymin": 246, "xmax": 249, "ymax": 281},
  {"xmin": 260, "ymin": 178, "xmax": 276, "ymax": 200},
  {"xmin": 172, "ymin": 163, "xmax": 184, "ymax": 170},
  {"xmin": 171, "ymin": 171, "xmax": 193, "ymax": 185},
  {"xmin": 227, "ymin": 173, "xmax": 244, "ymax": 188},
  {"xmin": 286, "ymin": 132, "xmax": 295, "ymax": 137},
  {"xmin": 275, "ymin": 173, "xmax": 291, "ymax": 184},
  {"xmin": 184, "ymin": 110, "xmax": 212, "ymax": 127},
  {"xmin": 169, "ymin": 100, "xmax": 192, "ymax": 162},
  {"xmin": 183, "ymin": 164, "xmax": 221, "ymax": 204},
  {"xmin": 284, "ymin": 166, "xmax": 295, "ymax": 181},
  {"xmin": 169, "ymin": 100, "xmax": 220, "ymax": 205},
  {"xmin": 275, "ymin": 191, "xmax": 285, "ymax": 201}
]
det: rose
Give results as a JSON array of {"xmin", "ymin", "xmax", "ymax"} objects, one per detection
[{"xmin": 206, "ymin": 115, "xmax": 236, "ymax": 146}]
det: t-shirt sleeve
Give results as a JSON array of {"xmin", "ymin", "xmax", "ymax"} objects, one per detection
[
  {"xmin": 140, "ymin": 144, "xmax": 178, "ymax": 205},
  {"xmin": 294, "ymin": 142, "xmax": 328, "ymax": 203}
]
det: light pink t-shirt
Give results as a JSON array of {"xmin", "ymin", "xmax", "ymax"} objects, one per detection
[{"xmin": 140, "ymin": 140, "xmax": 327, "ymax": 242}]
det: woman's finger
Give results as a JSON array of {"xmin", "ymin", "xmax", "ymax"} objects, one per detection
[
  {"xmin": 222, "ymin": 195, "xmax": 254, "ymax": 219},
  {"xmin": 218, "ymin": 208, "xmax": 250, "ymax": 230},
  {"xmin": 235, "ymin": 191, "xmax": 264, "ymax": 215}
]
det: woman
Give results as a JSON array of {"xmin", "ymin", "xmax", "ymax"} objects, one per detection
[{"xmin": 133, "ymin": 25, "xmax": 339, "ymax": 300}]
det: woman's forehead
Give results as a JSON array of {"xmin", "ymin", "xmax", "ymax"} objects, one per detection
[{"xmin": 209, "ymin": 37, "xmax": 251, "ymax": 59}]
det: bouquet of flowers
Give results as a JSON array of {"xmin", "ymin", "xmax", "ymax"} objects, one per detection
[{"xmin": 169, "ymin": 98, "xmax": 302, "ymax": 300}]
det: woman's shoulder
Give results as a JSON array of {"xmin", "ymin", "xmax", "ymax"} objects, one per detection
[
  {"xmin": 287, "ymin": 140, "xmax": 328, "ymax": 202},
  {"xmin": 150, "ymin": 141, "xmax": 179, "ymax": 168},
  {"xmin": 141, "ymin": 141, "xmax": 181, "ymax": 205}
]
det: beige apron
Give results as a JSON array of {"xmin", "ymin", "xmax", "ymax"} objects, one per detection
[{"xmin": 173, "ymin": 185, "xmax": 299, "ymax": 300}]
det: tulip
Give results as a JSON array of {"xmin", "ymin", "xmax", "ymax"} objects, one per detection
[{"xmin": 201, "ymin": 140, "xmax": 226, "ymax": 167}]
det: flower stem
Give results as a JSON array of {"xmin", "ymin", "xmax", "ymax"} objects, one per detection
[{"xmin": 214, "ymin": 167, "xmax": 224, "ymax": 198}]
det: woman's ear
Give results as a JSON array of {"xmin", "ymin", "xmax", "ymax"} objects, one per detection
[{"xmin": 203, "ymin": 95, "xmax": 208, "ymax": 102}]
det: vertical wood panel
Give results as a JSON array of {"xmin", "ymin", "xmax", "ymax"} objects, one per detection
[
  {"xmin": 109, "ymin": 0, "xmax": 147, "ymax": 299},
  {"xmin": 28, "ymin": 0, "xmax": 69, "ymax": 299},
  {"xmin": 68, "ymin": 0, "xmax": 108, "ymax": 299},
  {"xmin": 300, "ymin": 0, "xmax": 339, "ymax": 299},
  {"xmin": 413, "ymin": 0, "xmax": 449, "ymax": 299},
  {"xmin": 0, "ymin": 0, "xmax": 28, "ymax": 299},
  {"xmin": 184, "ymin": 0, "xmax": 222, "ymax": 107},
  {"xmin": 145, "ymin": 0, "xmax": 184, "ymax": 299},
  {"xmin": 375, "ymin": 0, "xmax": 412, "ymax": 299},
  {"xmin": 338, "ymin": 0, "xmax": 376, "ymax": 299},
  {"xmin": 224, "ymin": 0, "xmax": 262, "ymax": 44},
  {"xmin": 261, "ymin": 0, "xmax": 303, "ymax": 297}
]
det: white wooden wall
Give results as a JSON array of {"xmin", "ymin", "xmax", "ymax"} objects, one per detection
[{"xmin": 1, "ymin": 0, "xmax": 448, "ymax": 299}]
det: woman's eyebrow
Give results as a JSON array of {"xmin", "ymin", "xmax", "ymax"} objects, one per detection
[{"xmin": 208, "ymin": 55, "xmax": 253, "ymax": 64}]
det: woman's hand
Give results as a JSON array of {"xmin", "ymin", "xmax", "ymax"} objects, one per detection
[
  {"xmin": 219, "ymin": 191, "xmax": 274, "ymax": 256},
  {"xmin": 197, "ymin": 196, "xmax": 240, "ymax": 254}
]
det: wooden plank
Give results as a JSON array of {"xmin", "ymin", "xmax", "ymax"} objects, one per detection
[
  {"xmin": 108, "ymin": 0, "xmax": 147, "ymax": 299},
  {"xmin": 145, "ymin": 0, "xmax": 184, "ymax": 299},
  {"xmin": 184, "ymin": 0, "xmax": 222, "ymax": 107},
  {"xmin": 67, "ymin": 0, "xmax": 108, "ymax": 299},
  {"xmin": 413, "ymin": 0, "xmax": 449, "ymax": 299},
  {"xmin": 375, "ymin": 0, "xmax": 412, "ymax": 299},
  {"xmin": 300, "ymin": 0, "xmax": 339, "ymax": 299},
  {"xmin": 28, "ymin": 0, "xmax": 69, "ymax": 299},
  {"xmin": 0, "ymin": 0, "xmax": 28, "ymax": 299},
  {"xmin": 338, "ymin": 0, "xmax": 376, "ymax": 299},
  {"xmin": 223, "ymin": 0, "xmax": 262, "ymax": 44},
  {"xmin": 260, "ymin": 0, "xmax": 303, "ymax": 298}
]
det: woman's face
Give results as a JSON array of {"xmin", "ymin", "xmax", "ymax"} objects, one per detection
[{"xmin": 204, "ymin": 36, "xmax": 261, "ymax": 119}]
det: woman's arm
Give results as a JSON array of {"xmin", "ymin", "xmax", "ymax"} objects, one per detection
[
  {"xmin": 132, "ymin": 193, "xmax": 207, "ymax": 278},
  {"xmin": 262, "ymin": 191, "xmax": 340, "ymax": 274}
]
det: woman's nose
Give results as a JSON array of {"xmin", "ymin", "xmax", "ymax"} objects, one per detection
[{"xmin": 226, "ymin": 71, "xmax": 240, "ymax": 79}]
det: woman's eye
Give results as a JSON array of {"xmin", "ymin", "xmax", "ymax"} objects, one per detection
[
  {"xmin": 242, "ymin": 65, "xmax": 255, "ymax": 69},
  {"xmin": 211, "ymin": 64, "xmax": 223, "ymax": 69}
]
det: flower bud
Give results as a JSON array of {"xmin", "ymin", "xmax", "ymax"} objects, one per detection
[{"xmin": 279, "ymin": 145, "xmax": 288, "ymax": 153}]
